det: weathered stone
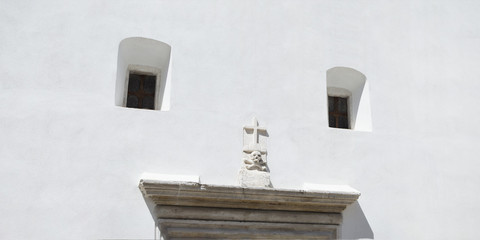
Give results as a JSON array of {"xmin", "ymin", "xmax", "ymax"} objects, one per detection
[
  {"xmin": 159, "ymin": 219, "xmax": 338, "ymax": 239},
  {"xmin": 238, "ymin": 168, "xmax": 272, "ymax": 188},
  {"xmin": 156, "ymin": 206, "xmax": 342, "ymax": 225},
  {"xmin": 139, "ymin": 180, "xmax": 360, "ymax": 239}
]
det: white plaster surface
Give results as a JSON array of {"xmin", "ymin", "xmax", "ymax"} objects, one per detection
[{"xmin": 1, "ymin": 1, "xmax": 480, "ymax": 239}]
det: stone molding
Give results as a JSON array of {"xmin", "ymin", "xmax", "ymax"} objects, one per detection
[{"xmin": 139, "ymin": 180, "xmax": 360, "ymax": 239}]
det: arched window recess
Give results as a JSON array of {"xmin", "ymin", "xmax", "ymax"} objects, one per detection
[{"xmin": 326, "ymin": 67, "xmax": 372, "ymax": 131}]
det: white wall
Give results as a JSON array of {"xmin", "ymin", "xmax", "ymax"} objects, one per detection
[{"xmin": 1, "ymin": 0, "xmax": 480, "ymax": 239}]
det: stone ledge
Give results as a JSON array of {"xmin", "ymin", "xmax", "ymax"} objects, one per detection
[{"xmin": 140, "ymin": 180, "xmax": 360, "ymax": 213}]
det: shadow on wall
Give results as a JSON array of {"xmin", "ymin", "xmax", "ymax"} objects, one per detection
[{"xmin": 341, "ymin": 201, "xmax": 374, "ymax": 239}]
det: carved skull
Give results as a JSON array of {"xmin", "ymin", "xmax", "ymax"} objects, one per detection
[{"xmin": 251, "ymin": 151, "xmax": 263, "ymax": 164}]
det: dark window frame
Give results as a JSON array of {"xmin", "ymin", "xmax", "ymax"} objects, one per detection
[
  {"xmin": 126, "ymin": 71, "xmax": 157, "ymax": 110},
  {"xmin": 328, "ymin": 96, "xmax": 350, "ymax": 129}
]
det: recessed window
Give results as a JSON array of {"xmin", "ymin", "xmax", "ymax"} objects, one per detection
[
  {"xmin": 326, "ymin": 67, "xmax": 372, "ymax": 131},
  {"xmin": 115, "ymin": 37, "xmax": 171, "ymax": 111},
  {"xmin": 126, "ymin": 73, "xmax": 157, "ymax": 110},
  {"xmin": 328, "ymin": 96, "xmax": 349, "ymax": 129}
]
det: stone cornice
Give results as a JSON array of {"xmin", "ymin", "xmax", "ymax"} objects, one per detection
[
  {"xmin": 140, "ymin": 180, "xmax": 360, "ymax": 239},
  {"xmin": 139, "ymin": 180, "xmax": 360, "ymax": 213}
]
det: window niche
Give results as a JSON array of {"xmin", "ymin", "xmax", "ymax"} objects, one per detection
[
  {"xmin": 326, "ymin": 67, "xmax": 372, "ymax": 131},
  {"xmin": 115, "ymin": 37, "xmax": 171, "ymax": 111}
]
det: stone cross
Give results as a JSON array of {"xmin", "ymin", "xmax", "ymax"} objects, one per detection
[
  {"xmin": 244, "ymin": 117, "xmax": 266, "ymax": 145},
  {"xmin": 243, "ymin": 117, "xmax": 267, "ymax": 154},
  {"xmin": 239, "ymin": 117, "xmax": 272, "ymax": 188}
]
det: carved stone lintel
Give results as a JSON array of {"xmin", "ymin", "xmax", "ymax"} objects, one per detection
[{"xmin": 139, "ymin": 180, "xmax": 361, "ymax": 239}]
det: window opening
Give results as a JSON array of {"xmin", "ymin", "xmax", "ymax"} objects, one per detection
[
  {"xmin": 126, "ymin": 72, "xmax": 157, "ymax": 110},
  {"xmin": 328, "ymin": 96, "xmax": 349, "ymax": 129},
  {"xmin": 326, "ymin": 67, "xmax": 372, "ymax": 131},
  {"xmin": 115, "ymin": 37, "xmax": 171, "ymax": 111}
]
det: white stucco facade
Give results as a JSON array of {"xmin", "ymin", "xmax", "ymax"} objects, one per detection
[{"xmin": 1, "ymin": 0, "xmax": 480, "ymax": 239}]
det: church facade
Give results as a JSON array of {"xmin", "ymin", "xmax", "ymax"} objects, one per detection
[{"xmin": 1, "ymin": 1, "xmax": 480, "ymax": 239}]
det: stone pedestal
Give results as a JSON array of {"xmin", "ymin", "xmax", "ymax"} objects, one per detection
[{"xmin": 238, "ymin": 169, "xmax": 272, "ymax": 188}]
